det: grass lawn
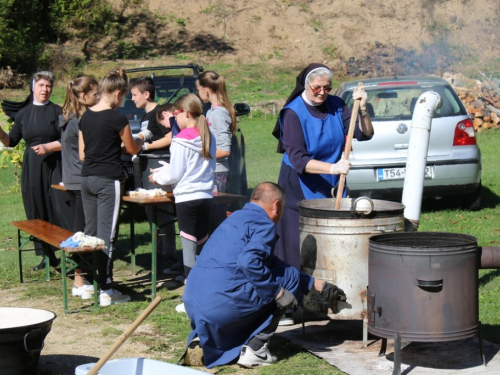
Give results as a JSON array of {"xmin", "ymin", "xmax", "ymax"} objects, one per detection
[{"xmin": 0, "ymin": 63, "xmax": 499, "ymax": 374}]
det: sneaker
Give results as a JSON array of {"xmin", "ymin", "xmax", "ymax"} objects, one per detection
[
  {"xmin": 175, "ymin": 303, "xmax": 186, "ymax": 314},
  {"xmin": 81, "ymin": 288, "xmax": 95, "ymax": 300},
  {"xmin": 72, "ymin": 284, "xmax": 94, "ymax": 298},
  {"xmin": 278, "ymin": 314, "xmax": 294, "ymax": 326},
  {"xmin": 163, "ymin": 262, "xmax": 184, "ymax": 275},
  {"xmin": 175, "ymin": 275, "xmax": 186, "ymax": 284},
  {"xmin": 99, "ymin": 290, "xmax": 131, "ymax": 306},
  {"xmin": 237, "ymin": 343, "xmax": 278, "ymax": 368}
]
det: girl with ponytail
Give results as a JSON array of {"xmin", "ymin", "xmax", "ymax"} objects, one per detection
[
  {"xmin": 196, "ymin": 70, "xmax": 236, "ymax": 230},
  {"xmin": 59, "ymin": 76, "xmax": 98, "ymax": 297},
  {"xmin": 79, "ymin": 68, "xmax": 152, "ymax": 306},
  {"xmin": 150, "ymin": 93, "xmax": 216, "ymax": 313}
]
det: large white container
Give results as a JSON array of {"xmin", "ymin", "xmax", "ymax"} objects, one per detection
[{"xmin": 75, "ymin": 357, "xmax": 210, "ymax": 375}]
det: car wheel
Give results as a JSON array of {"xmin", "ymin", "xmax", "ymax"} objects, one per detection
[{"xmin": 460, "ymin": 182, "xmax": 482, "ymax": 211}]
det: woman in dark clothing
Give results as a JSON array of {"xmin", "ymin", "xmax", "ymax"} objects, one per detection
[
  {"xmin": 272, "ymin": 63, "xmax": 374, "ymax": 270},
  {"xmin": 0, "ymin": 71, "xmax": 72, "ymax": 270}
]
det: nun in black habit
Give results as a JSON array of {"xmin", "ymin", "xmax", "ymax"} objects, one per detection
[
  {"xmin": 0, "ymin": 71, "xmax": 72, "ymax": 270},
  {"xmin": 271, "ymin": 63, "xmax": 373, "ymax": 269}
]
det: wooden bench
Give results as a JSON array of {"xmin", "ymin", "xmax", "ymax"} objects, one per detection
[{"xmin": 12, "ymin": 219, "xmax": 102, "ymax": 313}]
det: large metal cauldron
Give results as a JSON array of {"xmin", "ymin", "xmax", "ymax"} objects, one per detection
[
  {"xmin": 299, "ymin": 197, "xmax": 405, "ymax": 321},
  {"xmin": 367, "ymin": 232, "xmax": 479, "ymax": 341},
  {"xmin": 0, "ymin": 307, "xmax": 56, "ymax": 375}
]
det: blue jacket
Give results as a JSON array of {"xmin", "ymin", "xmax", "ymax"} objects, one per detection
[{"xmin": 183, "ymin": 203, "xmax": 314, "ymax": 368}]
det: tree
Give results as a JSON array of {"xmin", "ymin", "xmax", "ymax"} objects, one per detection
[{"xmin": 0, "ymin": 0, "xmax": 53, "ymax": 73}]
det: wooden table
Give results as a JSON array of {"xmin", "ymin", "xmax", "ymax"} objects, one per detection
[{"xmin": 123, "ymin": 193, "xmax": 248, "ymax": 299}]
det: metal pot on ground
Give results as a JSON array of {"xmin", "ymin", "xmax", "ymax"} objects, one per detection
[
  {"xmin": 0, "ymin": 307, "xmax": 56, "ymax": 375},
  {"xmin": 298, "ymin": 197, "xmax": 405, "ymax": 342}
]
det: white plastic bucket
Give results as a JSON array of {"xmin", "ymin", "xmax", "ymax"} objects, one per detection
[{"xmin": 75, "ymin": 357, "xmax": 210, "ymax": 375}]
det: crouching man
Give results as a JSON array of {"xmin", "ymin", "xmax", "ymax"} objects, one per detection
[{"xmin": 182, "ymin": 181, "xmax": 346, "ymax": 369}]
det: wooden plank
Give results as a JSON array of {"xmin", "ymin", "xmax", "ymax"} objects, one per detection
[
  {"xmin": 63, "ymin": 246, "xmax": 104, "ymax": 254},
  {"xmin": 12, "ymin": 219, "xmax": 73, "ymax": 248},
  {"xmin": 12, "ymin": 219, "xmax": 105, "ymax": 253},
  {"xmin": 122, "ymin": 192, "xmax": 247, "ymax": 206}
]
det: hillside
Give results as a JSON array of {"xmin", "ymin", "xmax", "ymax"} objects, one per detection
[{"xmin": 86, "ymin": 0, "xmax": 500, "ymax": 77}]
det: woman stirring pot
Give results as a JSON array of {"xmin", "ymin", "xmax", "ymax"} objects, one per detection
[{"xmin": 272, "ymin": 63, "xmax": 374, "ymax": 271}]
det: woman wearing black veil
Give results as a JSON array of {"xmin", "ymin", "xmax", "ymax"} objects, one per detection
[
  {"xmin": 271, "ymin": 63, "xmax": 373, "ymax": 271},
  {"xmin": 0, "ymin": 71, "xmax": 72, "ymax": 270}
]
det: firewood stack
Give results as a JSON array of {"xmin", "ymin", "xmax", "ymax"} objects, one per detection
[{"xmin": 443, "ymin": 72, "xmax": 500, "ymax": 132}]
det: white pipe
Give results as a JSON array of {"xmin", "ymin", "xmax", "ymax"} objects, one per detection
[{"xmin": 402, "ymin": 91, "xmax": 442, "ymax": 231}]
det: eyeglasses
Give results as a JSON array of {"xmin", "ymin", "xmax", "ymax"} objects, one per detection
[
  {"xmin": 172, "ymin": 109, "xmax": 183, "ymax": 117},
  {"xmin": 308, "ymin": 83, "xmax": 332, "ymax": 95}
]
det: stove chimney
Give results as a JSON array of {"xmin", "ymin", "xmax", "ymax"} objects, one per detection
[{"xmin": 402, "ymin": 91, "xmax": 442, "ymax": 231}]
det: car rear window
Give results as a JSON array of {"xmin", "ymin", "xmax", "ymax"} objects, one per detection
[
  {"xmin": 341, "ymin": 84, "xmax": 466, "ymax": 121},
  {"xmin": 117, "ymin": 77, "xmax": 198, "ymax": 122}
]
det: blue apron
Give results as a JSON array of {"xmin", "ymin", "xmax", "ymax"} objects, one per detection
[{"xmin": 280, "ymin": 95, "xmax": 346, "ymax": 199}]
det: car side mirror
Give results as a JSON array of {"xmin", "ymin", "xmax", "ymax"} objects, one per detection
[{"xmin": 234, "ymin": 103, "xmax": 250, "ymax": 117}]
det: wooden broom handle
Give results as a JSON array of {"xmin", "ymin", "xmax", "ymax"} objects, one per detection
[
  {"xmin": 86, "ymin": 296, "xmax": 163, "ymax": 375},
  {"xmin": 334, "ymin": 82, "xmax": 363, "ymax": 210}
]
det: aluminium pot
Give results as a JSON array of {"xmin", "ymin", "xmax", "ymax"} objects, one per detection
[
  {"xmin": 298, "ymin": 197, "xmax": 405, "ymax": 320},
  {"xmin": 0, "ymin": 307, "xmax": 56, "ymax": 375}
]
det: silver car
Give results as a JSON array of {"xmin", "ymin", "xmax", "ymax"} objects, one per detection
[{"xmin": 335, "ymin": 76, "xmax": 482, "ymax": 210}]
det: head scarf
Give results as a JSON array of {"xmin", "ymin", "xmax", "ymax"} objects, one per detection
[
  {"xmin": 1, "ymin": 71, "xmax": 54, "ymax": 120},
  {"xmin": 272, "ymin": 63, "xmax": 331, "ymax": 153}
]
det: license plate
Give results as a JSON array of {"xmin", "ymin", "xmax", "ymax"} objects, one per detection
[{"xmin": 377, "ymin": 166, "xmax": 433, "ymax": 181}]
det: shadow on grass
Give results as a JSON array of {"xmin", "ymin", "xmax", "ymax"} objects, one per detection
[
  {"xmin": 480, "ymin": 185, "xmax": 500, "ymax": 209},
  {"xmin": 479, "ymin": 269, "xmax": 500, "ymax": 287},
  {"xmin": 419, "ymin": 184, "xmax": 500, "ymax": 213},
  {"xmin": 482, "ymin": 324, "xmax": 500, "ymax": 345}
]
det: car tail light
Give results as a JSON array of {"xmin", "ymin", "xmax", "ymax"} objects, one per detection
[{"xmin": 453, "ymin": 119, "xmax": 476, "ymax": 146}]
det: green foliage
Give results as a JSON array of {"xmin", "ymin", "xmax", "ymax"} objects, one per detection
[
  {"xmin": 322, "ymin": 43, "xmax": 339, "ymax": 59},
  {"xmin": 175, "ymin": 17, "xmax": 186, "ymax": 26},
  {"xmin": 52, "ymin": 0, "xmax": 116, "ymax": 37},
  {"xmin": 0, "ymin": 0, "xmax": 51, "ymax": 72},
  {"xmin": 113, "ymin": 40, "xmax": 141, "ymax": 60},
  {"xmin": 0, "ymin": 0, "xmax": 117, "ymax": 74},
  {"xmin": 0, "ymin": 109, "xmax": 24, "ymax": 187}
]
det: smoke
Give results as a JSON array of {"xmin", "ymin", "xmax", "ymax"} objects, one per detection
[{"xmin": 334, "ymin": 42, "xmax": 459, "ymax": 79}]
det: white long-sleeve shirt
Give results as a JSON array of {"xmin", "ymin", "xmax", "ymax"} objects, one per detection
[{"xmin": 153, "ymin": 127, "xmax": 216, "ymax": 203}]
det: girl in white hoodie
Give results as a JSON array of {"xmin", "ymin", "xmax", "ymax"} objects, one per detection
[{"xmin": 149, "ymin": 94, "xmax": 216, "ymax": 305}]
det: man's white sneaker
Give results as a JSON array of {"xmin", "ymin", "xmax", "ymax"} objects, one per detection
[
  {"xmin": 99, "ymin": 290, "xmax": 131, "ymax": 306},
  {"xmin": 72, "ymin": 284, "xmax": 94, "ymax": 298},
  {"xmin": 175, "ymin": 303, "xmax": 186, "ymax": 314},
  {"xmin": 237, "ymin": 343, "xmax": 278, "ymax": 367}
]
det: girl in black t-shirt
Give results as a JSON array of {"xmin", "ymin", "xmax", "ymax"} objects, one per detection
[{"xmin": 79, "ymin": 68, "xmax": 152, "ymax": 306}]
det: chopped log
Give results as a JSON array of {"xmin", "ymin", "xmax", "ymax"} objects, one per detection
[
  {"xmin": 473, "ymin": 118, "xmax": 483, "ymax": 129},
  {"xmin": 491, "ymin": 112, "xmax": 500, "ymax": 125},
  {"xmin": 486, "ymin": 104, "xmax": 500, "ymax": 116},
  {"xmin": 478, "ymin": 71, "xmax": 500, "ymax": 97}
]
